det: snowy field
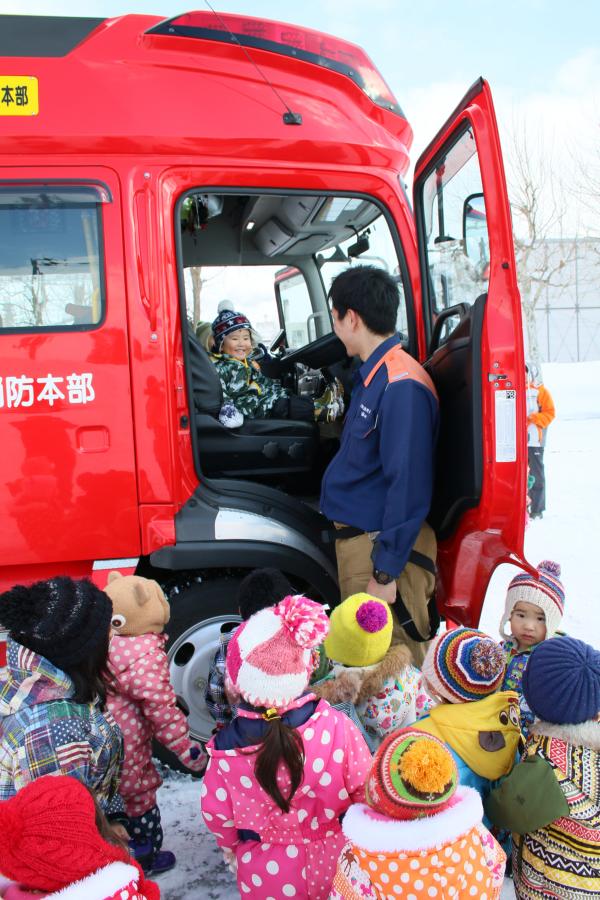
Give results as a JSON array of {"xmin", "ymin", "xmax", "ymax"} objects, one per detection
[{"xmin": 156, "ymin": 360, "xmax": 600, "ymax": 900}]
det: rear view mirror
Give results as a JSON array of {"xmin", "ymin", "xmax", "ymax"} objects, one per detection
[{"xmin": 347, "ymin": 230, "xmax": 370, "ymax": 258}]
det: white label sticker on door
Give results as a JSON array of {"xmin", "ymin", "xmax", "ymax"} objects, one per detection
[{"xmin": 495, "ymin": 389, "xmax": 517, "ymax": 462}]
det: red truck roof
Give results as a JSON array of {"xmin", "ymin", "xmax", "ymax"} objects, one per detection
[{"xmin": 0, "ymin": 12, "xmax": 412, "ymax": 173}]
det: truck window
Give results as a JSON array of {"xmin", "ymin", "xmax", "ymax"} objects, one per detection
[
  {"xmin": 420, "ymin": 126, "xmax": 490, "ymax": 321},
  {"xmin": 180, "ymin": 191, "xmax": 409, "ymax": 349},
  {"xmin": 183, "ymin": 264, "xmax": 285, "ymax": 347},
  {"xmin": 0, "ymin": 185, "xmax": 106, "ymax": 331},
  {"xmin": 276, "ymin": 268, "xmax": 315, "ymax": 349},
  {"xmin": 318, "ymin": 220, "xmax": 410, "ymax": 341}
]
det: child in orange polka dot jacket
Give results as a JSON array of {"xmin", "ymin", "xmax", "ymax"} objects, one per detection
[
  {"xmin": 201, "ymin": 594, "xmax": 372, "ymax": 900},
  {"xmin": 330, "ymin": 728, "xmax": 506, "ymax": 899},
  {"xmin": 105, "ymin": 572, "xmax": 207, "ymax": 875}
]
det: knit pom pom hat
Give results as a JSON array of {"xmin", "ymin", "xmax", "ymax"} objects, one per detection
[
  {"xmin": 522, "ymin": 635, "xmax": 600, "ymax": 725},
  {"xmin": 211, "ymin": 309, "xmax": 252, "ymax": 350},
  {"xmin": 324, "ymin": 593, "xmax": 393, "ymax": 667},
  {"xmin": 225, "ymin": 594, "xmax": 330, "ymax": 708},
  {"xmin": 0, "ymin": 775, "xmax": 128, "ymax": 892},
  {"xmin": 500, "ymin": 560, "xmax": 565, "ymax": 640},
  {"xmin": 421, "ymin": 627, "xmax": 505, "ymax": 703},
  {"xmin": 0, "ymin": 576, "xmax": 112, "ymax": 669},
  {"xmin": 366, "ymin": 728, "xmax": 458, "ymax": 820}
]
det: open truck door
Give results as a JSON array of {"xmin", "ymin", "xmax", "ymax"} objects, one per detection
[{"xmin": 413, "ymin": 78, "xmax": 530, "ymax": 626}]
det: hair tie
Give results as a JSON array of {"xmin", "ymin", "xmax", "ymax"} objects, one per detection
[{"xmin": 262, "ymin": 707, "xmax": 281, "ymax": 721}]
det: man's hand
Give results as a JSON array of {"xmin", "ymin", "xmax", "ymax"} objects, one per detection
[{"xmin": 365, "ymin": 576, "xmax": 397, "ymax": 605}]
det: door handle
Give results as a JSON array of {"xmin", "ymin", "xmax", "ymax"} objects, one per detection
[{"xmin": 134, "ymin": 184, "xmax": 158, "ymax": 333}]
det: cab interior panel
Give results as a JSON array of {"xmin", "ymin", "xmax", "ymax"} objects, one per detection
[{"xmin": 425, "ymin": 296, "xmax": 485, "ymax": 539}]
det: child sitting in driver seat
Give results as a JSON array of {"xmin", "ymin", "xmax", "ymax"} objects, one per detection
[{"xmin": 210, "ymin": 309, "xmax": 344, "ymax": 427}]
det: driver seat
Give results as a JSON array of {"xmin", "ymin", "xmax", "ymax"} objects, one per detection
[{"xmin": 187, "ymin": 332, "xmax": 319, "ymax": 477}]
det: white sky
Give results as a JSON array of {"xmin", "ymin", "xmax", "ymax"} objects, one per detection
[{"xmin": 4, "ymin": 1, "xmax": 599, "ymax": 234}]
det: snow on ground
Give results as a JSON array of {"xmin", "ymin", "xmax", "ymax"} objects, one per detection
[
  {"xmin": 155, "ymin": 360, "xmax": 600, "ymax": 900},
  {"xmin": 479, "ymin": 360, "xmax": 600, "ymax": 643}
]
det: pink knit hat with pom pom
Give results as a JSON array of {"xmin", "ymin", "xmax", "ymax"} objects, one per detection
[
  {"xmin": 225, "ymin": 594, "xmax": 329, "ymax": 708},
  {"xmin": 501, "ymin": 560, "xmax": 565, "ymax": 639}
]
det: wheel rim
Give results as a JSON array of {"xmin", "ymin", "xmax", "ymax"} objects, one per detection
[{"xmin": 167, "ymin": 613, "xmax": 241, "ymax": 742}]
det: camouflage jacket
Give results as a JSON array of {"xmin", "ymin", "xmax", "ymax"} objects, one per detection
[{"xmin": 210, "ymin": 351, "xmax": 288, "ymax": 418}]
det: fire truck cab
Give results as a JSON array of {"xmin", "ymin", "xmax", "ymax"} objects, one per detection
[{"xmin": 0, "ymin": 12, "xmax": 528, "ymax": 742}]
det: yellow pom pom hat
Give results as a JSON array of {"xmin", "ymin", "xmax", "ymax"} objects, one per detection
[
  {"xmin": 324, "ymin": 593, "xmax": 393, "ymax": 667},
  {"xmin": 366, "ymin": 728, "xmax": 458, "ymax": 820}
]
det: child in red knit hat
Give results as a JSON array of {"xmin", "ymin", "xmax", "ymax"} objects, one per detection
[{"xmin": 0, "ymin": 775, "xmax": 159, "ymax": 900}]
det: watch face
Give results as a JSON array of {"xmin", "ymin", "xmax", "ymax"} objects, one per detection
[{"xmin": 374, "ymin": 570, "xmax": 393, "ymax": 585}]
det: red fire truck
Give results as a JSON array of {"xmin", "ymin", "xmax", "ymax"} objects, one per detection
[{"xmin": 0, "ymin": 11, "xmax": 528, "ymax": 741}]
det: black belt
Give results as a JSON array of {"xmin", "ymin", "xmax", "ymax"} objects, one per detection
[
  {"xmin": 322, "ymin": 523, "xmax": 440, "ymax": 642},
  {"xmin": 322, "ymin": 524, "xmax": 437, "ymax": 577}
]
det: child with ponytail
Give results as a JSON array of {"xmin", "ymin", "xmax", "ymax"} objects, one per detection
[{"xmin": 201, "ymin": 594, "xmax": 372, "ymax": 900}]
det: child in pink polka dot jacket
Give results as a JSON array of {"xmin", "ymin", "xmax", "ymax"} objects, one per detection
[
  {"xmin": 105, "ymin": 572, "xmax": 207, "ymax": 875},
  {"xmin": 201, "ymin": 594, "xmax": 372, "ymax": 900}
]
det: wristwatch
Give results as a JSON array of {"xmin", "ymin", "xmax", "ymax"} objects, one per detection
[{"xmin": 373, "ymin": 568, "xmax": 394, "ymax": 586}]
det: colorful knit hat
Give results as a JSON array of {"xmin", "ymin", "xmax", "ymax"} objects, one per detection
[
  {"xmin": 324, "ymin": 593, "xmax": 393, "ymax": 667},
  {"xmin": 522, "ymin": 636, "xmax": 600, "ymax": 725},
  {"xmin": 0, "ymin": 775, "xmax": 128, "ymax": 892},
  {"xmin": 366, "ymin": 728, "xmax": 458, "ymax": 820},
  {"xmin": 0, "ymin": 576, "xmax": 112, "ymax": 669},
  {"xmin": 211, "ymin": 309, "xmax": 252, "ymax": 350},
  {"xmin": 225, "ymin": 594, "xmax": 330, "ymax": 708},
  {"xmin": 421, "ymin": 627, "xmax": 505, "ymax": 703},
  {"xmin": 500, "ymin": 560, "xmax": 565, "ymax": 639}
]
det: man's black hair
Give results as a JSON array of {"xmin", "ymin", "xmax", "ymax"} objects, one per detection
[
  {"xmin": 329, "ymin": 265, "xmax": 399, "ymax": 336},
  {"xmin": 236, "ymin": 567, "xmax": 294, "ymax": 621}
]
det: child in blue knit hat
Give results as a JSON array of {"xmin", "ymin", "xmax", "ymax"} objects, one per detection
[
  {"xmin": 210, "ymin": 309, "xmax": 344, "ymax": 426},
  {"xmin": 499, "ymin": 559, "xmax": 565, "ymax": 737},
  {"xmin": 485, "ymin": 635, "xmax": 600, "ymax": 899}
]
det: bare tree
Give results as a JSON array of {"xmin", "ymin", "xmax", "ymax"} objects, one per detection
[{"xmin": 507, "ymin": 123, "xmax": 576, "ymax": 369}]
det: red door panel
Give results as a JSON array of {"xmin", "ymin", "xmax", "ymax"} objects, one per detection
[
  {"xmin": 413, "ymin": 79, "xmax": 531, "ymax": 626},
  {"xmin": 0, "ymin": 167, "xmax": 140, "ymax": 585}
]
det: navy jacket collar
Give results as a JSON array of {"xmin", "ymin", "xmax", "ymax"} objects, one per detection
[{"xmin": 358, "ymin": 334, "xmax": 400, "ymax": 384}]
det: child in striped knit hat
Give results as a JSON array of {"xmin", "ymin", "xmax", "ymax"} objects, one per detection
[
  {"xmin": 414, "ymin": 628, "xmax": 520, "ymax": 821},
  {"xmin": 499, "ymin": 560, "xmax": 565, "ymax": 738}
]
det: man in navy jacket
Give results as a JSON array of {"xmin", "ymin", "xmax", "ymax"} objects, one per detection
[{"xmin": 320, "ymin": 266, "xmax": 439, "ymax": 663}]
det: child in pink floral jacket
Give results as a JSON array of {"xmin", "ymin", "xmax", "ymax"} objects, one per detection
[
  {"xmin": 201, "ymin": 595, "xmax": 372, "ymax": 900},
  {"xmin": 313, "ymin": 593, "xmax": 432, "ymax": 748}
]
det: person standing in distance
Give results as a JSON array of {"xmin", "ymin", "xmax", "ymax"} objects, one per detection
[
  {"xmin": 526, "ymin": 362, "xmax": 555, "ymax": 519},
  {"xmin": 320, "ymin": 266, "xmax": 439, "ymax": 664}
]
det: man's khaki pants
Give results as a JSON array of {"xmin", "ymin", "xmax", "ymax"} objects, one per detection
[{"xmin": 334, "ymin": 521, "xmax": 437, "ymax": 666}]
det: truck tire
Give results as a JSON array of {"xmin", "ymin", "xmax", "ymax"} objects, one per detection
[{"xmin": 153, "ymin": 575, "xmax": 242, "ymax": 771}]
